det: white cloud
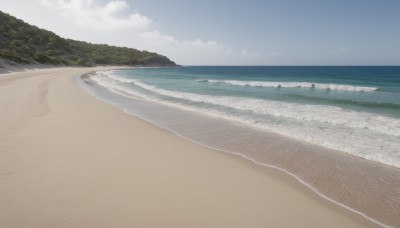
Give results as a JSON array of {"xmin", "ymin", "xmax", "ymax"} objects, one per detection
[
  {"xmin": 35, "ymin": 0, "xmax": 256, "ymax": 64},
  {"xmin": 186, "ymin": 39, "xmax": 224, "ymax": 51},
  {"xmin": 40, "ymin": 0, "xmax": 152, "ymax": 31},
  {"xmin": 241, "ymin": 49, "xmax": 259, "ymax": 58},
  {"xmin": 138, "ymin": 30, "xmax": 176, "ymax": 46},
  {"xmin": 137, "ymin": 31, "xmax": 227, "ymax": 54}
]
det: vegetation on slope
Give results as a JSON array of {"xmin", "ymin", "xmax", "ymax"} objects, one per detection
[{"xmin": 0, "ymin": 11, "xmax": 176, "ymax": 66}]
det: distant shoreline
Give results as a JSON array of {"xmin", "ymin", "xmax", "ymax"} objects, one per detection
[{"xmin": 0, "ymin": 59, "xmax": 180, "ymax": 74}]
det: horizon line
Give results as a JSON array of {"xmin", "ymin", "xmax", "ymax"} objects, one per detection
[{"xmin": 181, "ymin": 65, "xmax": 400, "ymax": 67}]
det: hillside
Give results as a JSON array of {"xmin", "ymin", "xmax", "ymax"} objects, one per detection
[{"xmin": 0, "ymin": 11, "xmax": 176, "ymax": 67}]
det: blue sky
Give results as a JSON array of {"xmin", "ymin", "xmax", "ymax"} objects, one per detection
[{"xmin": 1, "ymin": 0, "xmax": 399, "ymax": 65}]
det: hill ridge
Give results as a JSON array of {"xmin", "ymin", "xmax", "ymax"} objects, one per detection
[{"xmin": 0, "ymin": 11, "xmax": 176, "ymax": 67}]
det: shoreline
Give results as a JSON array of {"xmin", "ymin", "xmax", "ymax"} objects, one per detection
[
  {"xmin": 81, "ymin": 68, "xmax": 400, "ymax": 227},
  {"xmin": 0, "ymin": 67, "xmax": 379, "ymax": 227},
  {"xmin": 80, "ymin": 69, "xmax": 400, "ymax": 226},
  {"xmin": 88, "ymin": 67, "xmax": 400, "ymax": 169}
]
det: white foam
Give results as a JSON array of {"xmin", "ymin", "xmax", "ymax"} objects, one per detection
[
  {"xmin": 200, "ymin": 79, "xmax": 378, "ymax": 92},
  {"xmin": 106, "ymin": 74, "xmax": 136, "ymax": 84},
  {"xmin": 121, "ymin": 78, "xmax": 400, "ymax": 137},
  {"xmin": 93, "ymin": 72, "xmax": 400, "ymax": 168}
]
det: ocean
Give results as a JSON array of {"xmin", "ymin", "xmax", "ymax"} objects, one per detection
[
  {"xmin": 88, "ymin": 66, "xmax": 400, "ymax": 167},
  {"xmin": 79, "ymin": 66, "xmax": 400, "ymax": 226}
]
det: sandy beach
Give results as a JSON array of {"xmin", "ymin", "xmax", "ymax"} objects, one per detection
[{"xmin": 0, "ymin": 67, "xmax": 377, "ymax": 227}]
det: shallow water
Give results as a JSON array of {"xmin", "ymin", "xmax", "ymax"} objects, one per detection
[{"xmin": 90, "ymin": 66, "xmax": 400, "ymax": 168}]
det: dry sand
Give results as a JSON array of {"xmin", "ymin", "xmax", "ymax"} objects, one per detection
[{"xmin": 0, "ymin": 67, "xmax": 377, "ymax": 227}]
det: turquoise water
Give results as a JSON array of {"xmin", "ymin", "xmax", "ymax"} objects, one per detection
[{"xmin": 90, "ymin": 66, "xmax": 400, "ymax": 168}]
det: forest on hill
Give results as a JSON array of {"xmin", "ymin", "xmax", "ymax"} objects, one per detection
[{"xmin": 0, "ymin": 11, "xmax": 176, "ymax": 67}]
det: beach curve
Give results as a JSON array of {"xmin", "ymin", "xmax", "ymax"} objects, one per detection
[{"xmin": 0, "ymin": 67, "xmax": 378, "ymax": 227}]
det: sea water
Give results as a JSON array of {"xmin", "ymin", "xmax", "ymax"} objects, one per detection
[{"xmin": 89, "ymin": 66, "xmax": 400, "ymax": 168}]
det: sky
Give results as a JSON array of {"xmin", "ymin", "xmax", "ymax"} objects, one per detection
[{"xmin": 0, "ymin": 0, "xmax": 399, "ymax": 65}]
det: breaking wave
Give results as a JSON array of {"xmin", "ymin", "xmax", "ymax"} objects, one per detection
[
  {"xmin": 197, "ymin": 79, "xmax": 378, "ymax": 92},
  {"xmin": 89, "ymin": 72, "xmax": 400, "ymax": 168}
]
